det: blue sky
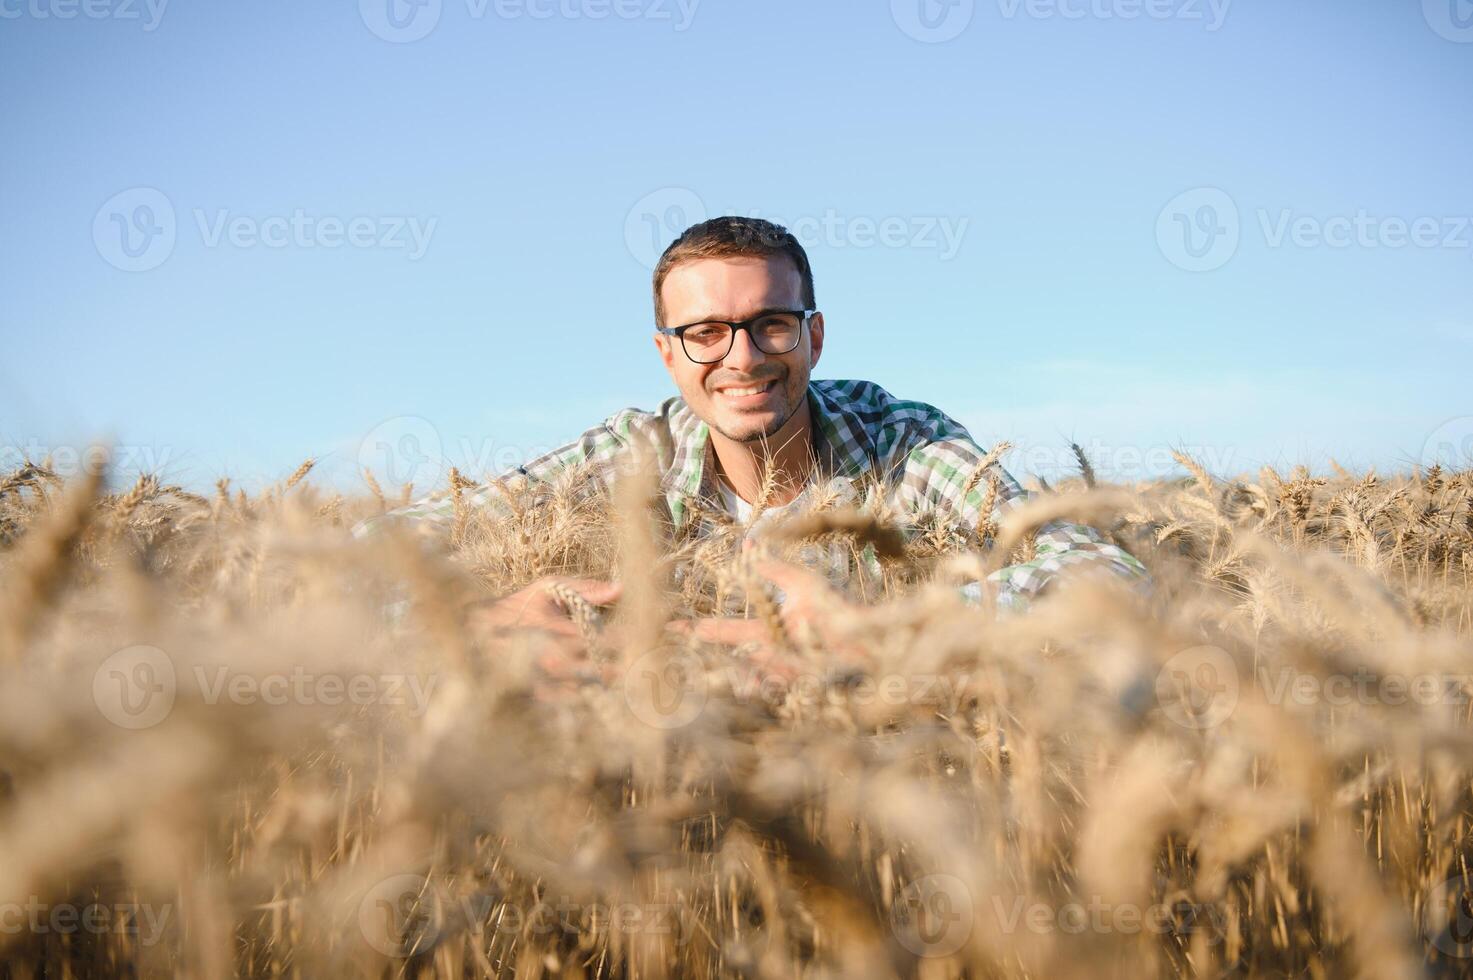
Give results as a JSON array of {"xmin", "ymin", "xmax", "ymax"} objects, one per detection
[{"xmin": 3, "ymin": 0, "xmax": 1470, "ymax": 493}]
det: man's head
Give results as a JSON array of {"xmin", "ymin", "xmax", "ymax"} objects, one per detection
[{"xmin": 652, "ymin": 217, "xmax": 825, "ymax": 445}]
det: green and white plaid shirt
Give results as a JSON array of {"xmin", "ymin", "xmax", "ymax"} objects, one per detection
[{"xmin": 354, "ymin": 378, "xmax": 1147, "ymax": 609}]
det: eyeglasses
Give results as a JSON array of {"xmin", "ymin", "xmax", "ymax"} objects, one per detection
[{"xmin": 656, "ymin": 309, "xmax": 815, "ymax": 364}]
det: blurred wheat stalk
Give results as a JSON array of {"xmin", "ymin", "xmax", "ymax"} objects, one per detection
[{"xmin": 0, "ymin": 450, "xmax": 1470, "ymax": 979}]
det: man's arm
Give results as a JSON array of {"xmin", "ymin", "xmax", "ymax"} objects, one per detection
[
  {"xmin": 349, "ymin": 409, "xmax": 649, "ymax": 543},
  {"xmin": 347, "ymin": 410, "xmax": 657, "ymax": 647},
  {"xmin": 880, "ymin": 404, "xmax": 1149, "ymax": 611},
  {"xmin": 979, "ymin": 514, "xmax": 1149, "ymax": 611}
]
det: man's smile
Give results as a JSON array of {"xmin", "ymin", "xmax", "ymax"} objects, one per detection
[{"xmin": 712, "ymin": 378, "xmax": 779, "ymax": 407}]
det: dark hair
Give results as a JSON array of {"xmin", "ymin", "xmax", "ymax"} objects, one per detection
[{"xmin": 652, "ymin": 216, "xmax": 816, "ymax": 327}]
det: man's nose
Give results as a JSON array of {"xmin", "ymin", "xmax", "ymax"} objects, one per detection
[{"xmin": 721, "ymin": 327, "xmax": 768, "ymax": 372}]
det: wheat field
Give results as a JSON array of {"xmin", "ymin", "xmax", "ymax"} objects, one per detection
[{"xmin": 0, "ymin": 448, "xmax": 1470, "ymax": 979}]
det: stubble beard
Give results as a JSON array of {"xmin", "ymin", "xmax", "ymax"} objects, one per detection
[
  {"xmin": 710, "ymin": 376, "xmax": 804, "ymax": 444},
  {"xmin": 730, "ymin": 409, "xmax": 792, "ymax": 444}
]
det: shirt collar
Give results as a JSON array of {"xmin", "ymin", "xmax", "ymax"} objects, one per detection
[
  {"xmin": 807, "ymin": 380, "xmax": 877, "ymax": 481},
  {"xmin": 660, "ymin": 381, "xmax": 876, "ymax": 531}
]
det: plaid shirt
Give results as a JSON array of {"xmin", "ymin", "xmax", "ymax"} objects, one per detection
[{"xmin": 354, "ymin": 379, "xmax": 1148, "ymax": 609}]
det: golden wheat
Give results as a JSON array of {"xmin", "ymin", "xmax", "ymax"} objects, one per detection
[{"xmin": 0, "ymin": 451, "xmax": 1469, "ymax": 978}]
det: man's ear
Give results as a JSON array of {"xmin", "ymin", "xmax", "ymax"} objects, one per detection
[
  {"xmin": 654, "ymin": 332, "xmax": 678, "ymax": 376},
  {"xmin": 807, "ymin": 312, "xmax": 825, "ymax": 370}
]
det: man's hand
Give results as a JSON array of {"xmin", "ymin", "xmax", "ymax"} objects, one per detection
[
  {"xmin": 470, "ymin": 576, "xmax": 621, "ymax": 695},
  {"xmin": 667, "ymin": 557, "xmax": 869, "ymax": 688},
  {"xmin": 471, "ymin": 576, "xmax": 620, "ymax": 637},
  {"xmin": 667, "ymin": 616, "xmax": 805, "ymax": 684},
  {"xmin": 749, "ymin": 557, "xmax": 849, "ymax": 646}
]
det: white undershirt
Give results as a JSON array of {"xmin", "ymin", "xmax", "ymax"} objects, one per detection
[{"xmin": 716, "ymin": 471, "xmax": 807, "ymax": 524}]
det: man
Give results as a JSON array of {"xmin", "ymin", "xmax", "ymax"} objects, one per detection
[{"xmin": 355, "ymin": 216, "xmax": 1146, "ymax": 644}]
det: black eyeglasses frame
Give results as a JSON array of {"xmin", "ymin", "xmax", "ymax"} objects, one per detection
[{"xmin": 655, "ymin": 309, "xmax": 816, "ymax": 364}]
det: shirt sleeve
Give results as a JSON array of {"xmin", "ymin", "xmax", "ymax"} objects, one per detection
[
  {"xmin": 878, "ymin": 404, "xmax": 1150, "ymax": 612},
  {"xmin": 348, "ymin": 410, "xmax": 642, "ymax": 543}
]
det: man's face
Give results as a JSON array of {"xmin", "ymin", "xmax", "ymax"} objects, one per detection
[{"xmin": 654, "ymin": 254, "xmax": 825, "ymax": 444}]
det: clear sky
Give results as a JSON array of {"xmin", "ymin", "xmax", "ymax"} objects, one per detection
[{"xmin": 3, "ymin": 0, "xmax": 1470, "ymax": 493}]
